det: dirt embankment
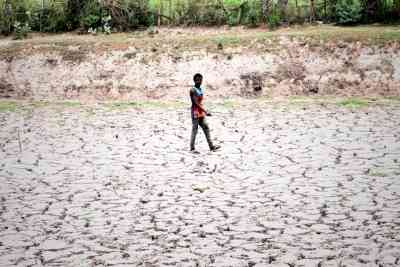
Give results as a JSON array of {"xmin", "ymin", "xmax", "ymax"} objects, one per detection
[{"xmin": 1, "ymin": 28, "xmax": 400, "ymax": 101}]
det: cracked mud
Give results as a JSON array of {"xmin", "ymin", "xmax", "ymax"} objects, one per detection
[{"xmin": 0, "ymin": 103, "xmax": 399, "ymax": 266}]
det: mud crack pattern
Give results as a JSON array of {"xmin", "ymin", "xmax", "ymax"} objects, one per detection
[{"xmin": 0, "ymin": 104, "xmax": 400, "ymax": 266}]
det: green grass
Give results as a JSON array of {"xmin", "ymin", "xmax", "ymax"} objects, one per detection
[
  {"xmin": 222, "ymin": 99, "xmax": 237, "ymax": 108},
  {"xmin": 384, "ymin": 96, "xmax": 400, "ymax": 101},
  {"xmin": 212, "ymin": 36, "xmax": 242, "ymax": 46},
  {"xmin": 338, "ymin": 98, "xmax": 369, "ymax": 108},
  {"xmin": 27, "ymin": 101, "xmax": 81, "ymax": 109},
  {"xmin": 105, "ymin": 101, "xmax": 142, "ymax": 110},
  {"xmin": 367, "ymin": 169, "xmax": 388, "ymax": 177},
  {"xmin": 105, "ymin": 101, "xmax": 185, "ymax": 110},
  {"xmin": 58, "ymin": 101, "xmax": 81, "ymax": 107},
  {"xmin": 0, "ymin": 101, "xmax": 17, "ymax": 112}
]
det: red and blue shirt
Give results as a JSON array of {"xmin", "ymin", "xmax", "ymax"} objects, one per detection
[{"xmin": 190, "ymin": 86, "xmax": 205, "ymax": 119}]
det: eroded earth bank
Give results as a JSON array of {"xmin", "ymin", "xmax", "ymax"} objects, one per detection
[{"xmin": 0, "ymin": 27, "xmax": 400, "ymax": 101}]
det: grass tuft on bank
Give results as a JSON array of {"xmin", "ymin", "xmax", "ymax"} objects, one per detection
[{"xmin": 0, "ymin": 101, "xmax": 17, "ymax": 112}]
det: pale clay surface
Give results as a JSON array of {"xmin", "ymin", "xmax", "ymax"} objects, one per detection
[{"xmin": 0, "ymin": 103, "xmax": 400, "ymax": 266}]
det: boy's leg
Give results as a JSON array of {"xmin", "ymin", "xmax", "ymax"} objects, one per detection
[
  {"xmin": 198, "ymin": 117, "xmax": 214, "ymax": 149},
  {"xmin": 190, "ymin": 118, "xmax": 199, "ymax": 150}
]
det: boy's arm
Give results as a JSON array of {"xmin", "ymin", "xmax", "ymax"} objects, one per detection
[{"xmin": 190, "ymin": 88, "xmax": 208, "ymax": 114}]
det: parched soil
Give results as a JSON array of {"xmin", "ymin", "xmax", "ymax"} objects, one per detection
[
  {"xmin": 1, "ymin": 26, "xmax": 400, "ymax": 266},
  {"xmin": 0, "ymin": 25, "xmax": 400, "ymax": 101},
  {"xmin": 0, "ymin": 103, "xmax": 399, "ymax": 266}
]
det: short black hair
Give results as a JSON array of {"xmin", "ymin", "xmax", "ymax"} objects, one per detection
[{"xmin": 193, "ymin": 73, "xmax": 203, "ymax": 81}]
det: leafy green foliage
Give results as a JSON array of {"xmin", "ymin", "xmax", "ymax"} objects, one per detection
[
  {"xmin": 202, "ymin": 8, "xmax": 227, "ymax": 26},
  {"xmin": 0, "ymin": 0, "xmax": 399, "ymax": 35},
  {"xmin": 243, "ymin": 1, "xmax": 262, "ymax": 27},
  {"xmin": 65, "ymin": 0, "xmax": 84, "ymax": 30},
  {"xmin": 335, "ymin": 0, "xmax": 362, "ymax": 25},
  {"xmin": 121, "ymin": 0, "xmax": 153, "ymax": 30},
  {"xmin": 31, "ymin": 6, "xmax": 67, "ymax": 32},
  {"xmin": 246, "ymin": 8, "xmax": 260, "ymax": 27},
  {"xmin": 267, "ymin": 4, "xmax": 281, "ymax": 29},
  {"xmin": 13, "ymin": 21, "xmax": 30, "ymax": 39},
  {"xmin": 80, "ymin": 0, "xmax": 103, "ymax": 30}
]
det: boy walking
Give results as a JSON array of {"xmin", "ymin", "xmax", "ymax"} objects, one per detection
[{"xmin": 190, "ymin": 73, "xmax": 221, "ymax": 153}]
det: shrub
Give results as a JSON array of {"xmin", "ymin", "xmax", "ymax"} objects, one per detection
[
  {"xmin": 65, "ymin": 0, "xmax": 84, "ymax": 30},
  {"xmin": 245, "ymin": 5, "xmax": 260, "ymax": 28},
  {"xmin": 30, "ymin": 6, "xmax": 67, "ymax": 32},
  {"xmin": 102, "ymin": 15, "xmax": 112, "ymax": 34},
  {"xmin": 267, "ymin": 5, "xmax": 281, "ymax": 30},
  {"xmin": 80, "ymin": 0, "xmax": 103, "ymax": 30},
  {"xmin": 13, "ymin": 21, "xmax": 30, "ymax": 39},
  {"xmin": 0, "ymin": 4, "xmax": 13, "ymax": 35},
  {"xmin": 335, "ymin": 0, "xmax": 362, "ymax": 25},
  {"xmin": 124, "ymin": 0, "xmax": 153, "ymax": 29},
  {"xmin": 201, "ymin": 8, "xmax": 227, "ymax": 26}
]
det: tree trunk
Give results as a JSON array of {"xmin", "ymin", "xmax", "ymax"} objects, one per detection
[
  {"xmin": 277, "ymin": 0, "xmax": 288, "ymax": 20},
  {"xmin": 157, "ymin": 0, "xmax": 161, "ymax": 26},
  {"xmin": 169, "ymin": 0, "xmax": 172, "ymax": 25},
  {"xmin": 396, "ymin": 0, "xmax": 400, "ymax": 16},
  {"xmin": 365, "ymin": 0, "xmax": 379, "ymax": 21},
  {"xmin": 260, "ymin": 0, "xmax": 271, "ymax": 21},
  {"xmin": 328, "ymin": 0, "xmax": 337, "ymax": 21},
  {"xmin": 310, "ymin": 0, "xmax": 315, "ymax": 22}
]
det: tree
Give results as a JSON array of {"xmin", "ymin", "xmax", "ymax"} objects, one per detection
[
  {"xmin": 1, "ymin": 0, "xmax": 13, "ymax": 35},
  {"xmin": 396, "ymin": 0, "xmax": 400, "ymax": 16},
  {"xmin": 363, "ymin": 0, "xmax": 379, "ymax": 21},
  {"xmin": 310, "ymin": 0, "xmax": 315, "ymax": 22},
  {"xmin": 66, "ymin": 0, "xmax": 86, "ymax": 30},
  {"xmin": 277, "ymin": 0, "xmax": 288, "ymax": 20},
  {"xmin": 260, "ymin": 0, "xmax": 271, "ymax": 21}
]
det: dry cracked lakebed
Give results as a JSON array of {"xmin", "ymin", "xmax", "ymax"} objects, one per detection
[{"xmin": 0, "ymin": 103, "xmax": 399, "ymax": 267}]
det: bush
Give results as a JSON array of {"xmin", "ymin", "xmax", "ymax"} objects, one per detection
[
  {"xmin": 124, "ymin": 0, "xmax": 153, "ymax": 29},
  {"xmin": 245, "ymin": 5, "xmax": 260, "ymax": 28},
  {"xmin": 102, "ymin": 15, "xmax": 112, "ymax": 34},
  {"xmin": 66, "ymin": 0, "xmax": 84, "ymax": 30},
  {"xmin": 0, "ymin": 4, "xmax": 13, "ymax": 35},
  {"xmin": 80, "ymin": 0, "xmax": 103, "ymax": 30},
  {"xmin": 335, "ymin": 0, "xmax": 362, "ymax": 25},
  {"xmin": 13, "ymin": 21, "xmax": 30, "ymax": 39},
  {"xmin": 267, "ymin": 5, "xmax": 281, "ymax": 30},
  {"xmin": 30, "ymin": 6, "xmax": 67, "ymax": 32},
  {"xmin": 201, "ymin": 8, "xmax": 227, "ymax": 26}
]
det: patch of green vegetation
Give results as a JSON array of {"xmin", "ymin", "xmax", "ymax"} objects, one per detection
[
  {"xmin": 140, "ymin": 101, "xmax": 185, "ymax": 109},
  {"xmin": 212, "ymin": 36, "xmax": 241, "ymax": 46},
  {"xmin": 58, "ymin": 101, "xmax": 81, "ymax": 107},
  {"xmin": 255, "ymin": 95, "xmax": 272, "ymax": 102},
  {"xmin": 368, "ymin": 169, "xmax": 388, "ymax": 177},
  {"xmin": 222, "ymin": 100, "xmax": 237, "ymax": 108},
  {"xmin": 0, "ymin": 101, "xmax": 17, "ymax": 112},
  {"xmin": 25, "ymin": 101, "xmax": 81, "ymax": 110},
  {"xmin": 384, "ymin": 96, "xmax": 400, "ymax": 101},
  {"xmin": 105, "ymin": 102, "xmax": 141, "ymax": 110},
  {"xmin": 105, "ymin": 101, "xmax": 184, "ymax": 110},
  {"xmin": 338, "ymin": 98, "xmax": 369, "ymax": 108},
  {"xmin": 285, "ymin": 96, "xmax": 320, "ymax": 106},
  {"xmin": 30, "ymin": 101, "xmax": 50, "ymax": 108},
  {"xmin": 288, "ymin": 95, "xmax": 308, "ymax": 102}
]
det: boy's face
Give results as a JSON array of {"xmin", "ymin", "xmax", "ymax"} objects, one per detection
[{"xmin": 194, "ymin": 76, "xmax": 202, "ymax": 87}]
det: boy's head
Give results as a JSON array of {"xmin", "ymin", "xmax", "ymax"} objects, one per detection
[{"xmin": 193, "ymin": 73, "xmax": 203, "ymax": 87}]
